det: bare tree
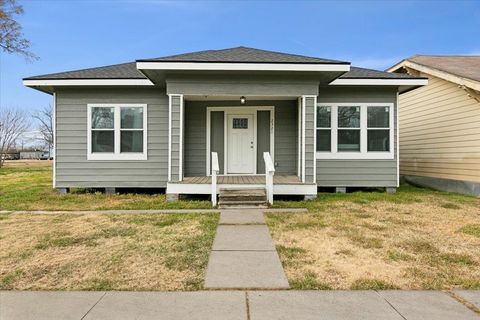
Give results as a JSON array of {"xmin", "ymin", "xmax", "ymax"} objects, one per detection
[
  {"xmin": 0, "ymin": 0, "xmax": 38, "ymax": 60},
  {"xmin": 0, "ymin": 108, "xmax": 30, "ymax": 167},
  {"xmin": 32, "ymin": 105, "xmax": 53, "ymax": 157}
]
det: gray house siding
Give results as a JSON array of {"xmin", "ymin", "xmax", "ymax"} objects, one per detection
[
  {"xmin": 316, "ymin": 86, "xmax": 398, "ymax": 187},
  {"xmin": 167, "ymin": 75, "xmax": 319, "ymax": 97},
  {"xmin": 183, "ymin": 100, "xmax": 297, "ymax": 177},
  {"xmin": 55, "ymin": 87, "xmax": 168, "ymax": 188}
]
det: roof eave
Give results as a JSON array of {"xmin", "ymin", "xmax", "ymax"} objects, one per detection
[
  {"xmin": 135, "ymin": 61, "xmax": 351, "ymax": 72},
  {"xmin": 329, "ymin": 78, "xmax": 428, "ymax": 86}
]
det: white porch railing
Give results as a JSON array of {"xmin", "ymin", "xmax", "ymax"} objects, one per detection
[
  {"xmin": 211, "ymin": 152, "xmax": 219, "ymax": 206},
  {"xmin": 263, "ymin": 152, "xmax": 275, "ymax": 204}
]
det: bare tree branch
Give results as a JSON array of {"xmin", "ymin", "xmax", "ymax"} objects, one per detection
[
  {"xmin": 0, "ymin": 0, "xmax": 38, "ymax": 61},
  {"xmin": 0, "ymin": 107, "xmax": 31, "ymax": 167},
  {"xmin": 32, "ymin": 105, "xmax": 53, "ymax": 156}
]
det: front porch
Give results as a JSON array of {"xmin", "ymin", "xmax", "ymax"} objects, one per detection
[
  {"xmin": 166, "ymin": 93, "xmax": 319, "ymax": 203},
  {"xmin": 167, "ymin": 174, "xmax": 317, "ymax": 201}
]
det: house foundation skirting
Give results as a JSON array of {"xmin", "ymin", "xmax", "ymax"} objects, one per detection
[{"xmin": 404, "ymin": 175, "xmax": 480, "ymax": 197}]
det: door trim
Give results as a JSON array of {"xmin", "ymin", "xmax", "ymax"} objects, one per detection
[{"xmin": 206, "ymin": 106, "xmax": 275, "ymax": 176}]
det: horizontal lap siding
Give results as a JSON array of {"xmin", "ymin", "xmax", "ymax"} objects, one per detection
[
  {"xmin": 55, "ymin": 88, "xmax": 168, "ymax": 188},
  {"xmin": 399, "ymin": 73, "xmax": 480, "ymax": 183},
  {"xmin": 317, "ymin": 86, "xmax": 398, "ymax": 187}
]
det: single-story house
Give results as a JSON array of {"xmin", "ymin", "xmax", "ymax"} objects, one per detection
[
  {"xmin": 388, "ymin": 55, "xmax": 480, "ymax": 196},
  {"xmin": 23, "ymin": 47, "xmax": 427, "ymax": 204}
]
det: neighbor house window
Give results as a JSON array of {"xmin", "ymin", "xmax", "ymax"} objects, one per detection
[
  {"xmin": 88, "ymin": 104, "xmax": 147, "ymax": 160},
  {"xmin": 316, "ymin": 103, "xmax": 394, "ymax": 159}
]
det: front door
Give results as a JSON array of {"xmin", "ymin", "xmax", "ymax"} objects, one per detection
[{"xmin": 227, "ymin": 114, "xmax": 255, "ymax": 174}]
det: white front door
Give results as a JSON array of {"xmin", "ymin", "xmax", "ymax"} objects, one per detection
[{"xmin": 227, "ymin": 114, "xmax": 255, "ymax": 174}]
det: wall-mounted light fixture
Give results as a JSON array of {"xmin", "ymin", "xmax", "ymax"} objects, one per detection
[{"xmin": 240, "ymin": 96, "xmax": 246, "ymax": 105}]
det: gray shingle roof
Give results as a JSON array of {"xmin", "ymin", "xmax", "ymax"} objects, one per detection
[
  {"xmin": 137, "ymin": 46, "xmax": 349, "ymax": 64},
  {"xmin": 24, "ymin": 62, "xmax": 146, "ymax": 80},
  {"xmin": 24, "ymin": 48, "xmax": 423, "ymax": 81},
  {"xmin": 341, "ymin": 67, "xmax": 422, "ymax": 79}
]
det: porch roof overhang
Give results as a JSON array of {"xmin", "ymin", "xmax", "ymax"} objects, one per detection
[{"xmin": 136, "ymin": 59, "xmax": 351, "ymax": 91}]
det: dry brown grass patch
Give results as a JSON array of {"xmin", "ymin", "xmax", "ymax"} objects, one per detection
[
  {"xmin": 0, "ymin": 212, "xmax": 218, "ymax": 290},
  {"xmin": 267, "ymin": 190, "xmax": 480, "ymax": 290}
]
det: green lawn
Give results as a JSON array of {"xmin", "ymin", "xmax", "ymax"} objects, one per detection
[{"xmin": 0, "ymin": 162, "xmax": 211, "ymax": 211}]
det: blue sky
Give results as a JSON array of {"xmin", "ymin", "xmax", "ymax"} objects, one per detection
[{"xmin": 1, "ymin": 0, "xmax": 479, "ymax": 113}]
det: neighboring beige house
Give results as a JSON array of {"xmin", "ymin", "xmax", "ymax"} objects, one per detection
[{"xmin": 388, "ymin": 55, "xmax": 480, "ymax": 196}]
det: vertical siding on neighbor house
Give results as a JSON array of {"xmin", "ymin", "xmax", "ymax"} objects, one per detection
[
  {"xmin": 55, "ymin": 88, "xmax": 168, "ymax": 188},
  {"xmin": 183, "ymin": 100, "xmax": 297, "ymax": 177},
  {"xmin": 169, "ymin": 95, "xmax": 182, "ymax": 182},
  {"xmin": 399, "ymin": 73, "xmax": 480, "ymax": 183},
  {"xmin": 316, "ymin": 86, "xmax": 398, "ymax": 187}
]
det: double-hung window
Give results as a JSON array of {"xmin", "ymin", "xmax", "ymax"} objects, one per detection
[
  {"xmin": 316, "ymin": 103, "xmax": 394, "ymax": 159},
  {"xmin": 88, "ymin": 104, "xmax": 147, "ymax": 160}
]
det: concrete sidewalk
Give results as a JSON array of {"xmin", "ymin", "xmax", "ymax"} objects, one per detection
[
  {"xmin": 204, "ymin": 209, "xmax": 289, "ymax": 289},
  {"xmin": 1, "ymin": 290, "xmax": 478, "ymax": 320}
]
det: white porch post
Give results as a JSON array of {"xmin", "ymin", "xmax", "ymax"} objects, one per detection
[{"xmin": 168, "ymin": 94, "xmax": 184, "ymax": 182}]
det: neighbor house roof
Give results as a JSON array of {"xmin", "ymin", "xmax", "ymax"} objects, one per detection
[
  {"xmin": 387, "ymin": 55, "xmax": 480, "ymax": 91},
  {"xmin": 137, "ymin": 46, "xmax": 349, "ymax": 64}
]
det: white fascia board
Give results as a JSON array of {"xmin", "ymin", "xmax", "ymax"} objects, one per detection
[
  {"xmin": 23, "ymin": 79, "xmax": 154, "ymax": 86},
  {"xmin": 329, "ymin": 78, "xmax": 428, "ymax": 86},
  {"xmin": 136, "ymin": 61, "xmax": 350, "ymax": 72}
]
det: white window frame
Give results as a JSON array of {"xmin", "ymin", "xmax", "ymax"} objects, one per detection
[
  {"xmin": 87, "ymin": 104, "xmax": 148, "ymax": 161},
  {"xmin": 316, "ymin": 102, "xmax": 394, "ymax": 160}
]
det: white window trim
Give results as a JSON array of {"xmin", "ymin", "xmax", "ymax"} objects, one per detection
[
  {"xmin": 316, "ymin": 102, "xmax": 394, "ymax": 160},
  {"xmin": 87, "ymin": 104, "xmax": 148, "ymax": 161}
]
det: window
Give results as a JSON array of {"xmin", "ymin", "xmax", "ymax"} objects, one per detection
[
  {"xmin": 233, "ymin": 118, "xmax": 248, "ymax": 129},
  {"xmin": 88, "ymin": 104, "xmax": 147, "ymax": 160},
  {"xmin": 367, "ymin": 106, "xmax": 390, "ymax": 152},
  {"xmin": 316, "ymin": 103, "xmax": 394, "ymax": 159},
  {"xmin": 316, "ymin": 106, "xmax": 331, "ymax": 151},
  {"xmin": 337, "ymin": 106, "xmax": 360, "ymax": 152}
]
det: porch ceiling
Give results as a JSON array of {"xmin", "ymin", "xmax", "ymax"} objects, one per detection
[{"xmin": 184, "ymin": 95, "xmax": 298, "ymax": 101}]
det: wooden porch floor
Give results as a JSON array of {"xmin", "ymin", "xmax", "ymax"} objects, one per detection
[{"xmin": 177, "ymin": 175, "xmax": 302, "ymax": 185}]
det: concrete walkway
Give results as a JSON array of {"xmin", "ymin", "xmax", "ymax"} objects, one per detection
[
  {"xmin": 204, "ymin": 209, "xmax": 289, "ymax": 289},
  {"xmin": 1, "ymin": 290, "xmax": 478, "ymax": 320},
  {"xmin": 0, "ymin": 208, "xmax": 307, "ymax": 215}
]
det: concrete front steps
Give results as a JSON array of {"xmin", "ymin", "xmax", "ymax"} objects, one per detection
[{"xmin": 218, "ymin": 188, "xmax": 268, "ymax": 209}]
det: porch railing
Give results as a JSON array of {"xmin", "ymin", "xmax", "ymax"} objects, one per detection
[
  {"xmin": 263, "ymin": 152, "xmax": 275, "ymax": 204},
  {"xmin": 211, "ymin": 152, "xmax": 219, "ymax": 206}
]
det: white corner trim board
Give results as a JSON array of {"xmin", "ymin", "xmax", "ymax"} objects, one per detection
[
  {"xmin": 136, "ymin": 61, "xmax": 350, "ymax": 72},
  {"xmin": 23, "ymin": 79, "xmax": 154, "ymax": 86},
  {"xmin": 329, "ymin": 78, "xmax": 428, "ymax": 86}
]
